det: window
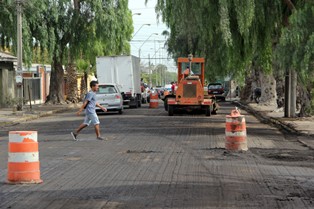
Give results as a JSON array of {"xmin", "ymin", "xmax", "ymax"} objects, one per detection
[
  {"xmin": 97, "ymin": 85, "xmax": 117, "ymax": 94},
  {"xmin": 181, "ymin": 62, "xmax": 202, "ymax": 75}
]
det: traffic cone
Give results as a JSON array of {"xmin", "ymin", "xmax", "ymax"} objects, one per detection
[
  {"xmin": 225, "ymin": 108, "xmax": 248, "ymax": 151},
  {"xmin": 7, "ymin": 131, "xmax": 43, "ymax": 184}
]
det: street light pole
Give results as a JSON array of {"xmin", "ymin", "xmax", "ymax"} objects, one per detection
[
  {"xmin": 132, "ymin": 13, "xmax": 141, "ymax": 16},
  {"xmin": 148, "ymin": 54, "xmax": 152, "ymax": 88},
  {"xmin": 138, "ymin": 33, "xmax": 158, "ymax": 87},
  {"xmin": 132, "ymin": 24, "xmax": 151, "ymax": 39},
  {"xmin": 16, "ymin": 0, "xmax": 23, "ymax": 110},
  {"xmin": 138, "ymin": 33, "xmax": 158, "ymax": 59}
]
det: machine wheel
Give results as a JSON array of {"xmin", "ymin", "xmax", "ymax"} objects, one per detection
[
  {"xmin": 205, "ymin": 105, "xmax": 212, "ymax": 116},
  {"xmin": 129, "ymin": 98, "xmax": 139, "ymax": 108},
  {"xmin": 164, "ymin": 98, "xmax": 168, "ymax": 111},
  {"xmin": 138, "ymin": 99, "xmax": 142, "ymax": 108},
  {"xmin": 168, "ymin": 105, "xmax": 174, "ymax": 116}
]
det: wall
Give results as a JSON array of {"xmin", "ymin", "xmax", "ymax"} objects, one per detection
[{"xmin": 0, "ymin": 62, "xmax": 16, "ymax": 107}]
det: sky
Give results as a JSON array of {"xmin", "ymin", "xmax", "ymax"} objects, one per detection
[{"xmin": 128, "ymin": 0, "xmax": 176, "ymax": 72}]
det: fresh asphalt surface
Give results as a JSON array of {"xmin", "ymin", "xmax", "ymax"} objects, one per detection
[{"xmin": 0, "ymin": 102, "xmax": 313, "ymax": 209}]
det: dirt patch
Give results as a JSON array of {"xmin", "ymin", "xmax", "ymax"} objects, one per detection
[{"xmin": 251, "ymin": 148, "xmax": 314, "ymax": 162}]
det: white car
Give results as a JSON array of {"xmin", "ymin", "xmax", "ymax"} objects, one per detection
[{"xmin": 95, "ymin": 83, "xmax": 123, "ymax": 114}]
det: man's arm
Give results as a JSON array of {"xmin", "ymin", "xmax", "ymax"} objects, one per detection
[
  {"xmin": 96, "ymin": 103, "xmax": 107, "ymax": 112},
  {"xmin": 76, "ymin": 100, "xmax": 89, "ymax": 115}
]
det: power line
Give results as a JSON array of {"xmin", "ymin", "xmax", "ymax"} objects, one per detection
[
  {"xmin": 140, "ymin": 57, "xmax": 171, "ymax": 60},
  {"xmin": 131, "ymin": 40, "xmax": 167, "ymax": 43}
]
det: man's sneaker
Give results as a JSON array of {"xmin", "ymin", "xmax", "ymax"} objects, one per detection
[
  {"xmin": 97, "ymin": 136, "xmax": 108, "ymax": 141},
  {"xmin": 71, "ymin": 132, "xmax": 78, "ymax": 141}
]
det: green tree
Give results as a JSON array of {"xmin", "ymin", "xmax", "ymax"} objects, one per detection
[
  {"xmin": 0, "ymin": 0, "xmax": 133, "ymax": 104},
  {"xmin": 151, "ymin": 0, "xmax": 284, "ymax": 80},
  {"xmin": 150, "ymin": 0, "xmax": 314, "ymax": 113},
  {"xmin": 276, "ymin": 1, "xmax": 314, "ymax": 116}
]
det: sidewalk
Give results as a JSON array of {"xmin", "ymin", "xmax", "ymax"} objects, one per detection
[
  {"xmin": 0, "ymin": 103, "xmax": 80, "ymax": 127},
  {"xmin": 233, "ymin": 100, "xmax": 314, "ymax": 149}
]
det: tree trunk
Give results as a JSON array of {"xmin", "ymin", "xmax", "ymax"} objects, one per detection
[
  {"xmin": 66, "ymin": 63, "xmax": 78, "ymax": 103},
  {"xmin": 274, "ymin": 70, "xmax": 285, "ymax": 108},
  {"xmin": 259, "ymin": 71, "xmax": 277, "ymax": 108},
  {"xmin": 46, "ymin": 58, "xmax": 65, "ymax": 104},
  {"xmin": 240, "ymin": 68, "xmax": 259, "ymax": 103},
  {"xmin": 80, "ymin": 73, "xmax": 87, "ymax": 100},
  {"xmin": 299, "ymin": 85, "xmax": 313, "ymax": 117}
]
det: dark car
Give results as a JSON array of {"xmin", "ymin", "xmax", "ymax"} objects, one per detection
[
  {"xmin": 155, "ymin": 87, "xmax": 164, "ymax": 98},
  {"xmin": 208, "ymin": 83, "xmax": 225, "ymax": 101}
]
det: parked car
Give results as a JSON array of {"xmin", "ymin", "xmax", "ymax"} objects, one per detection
[
  {"xmin": 95, "ymin": 83, "xmax": 123, "ymax": 114},
  {"xmin": 208, "ymin": 83, "xmax": 225, "ymax": 101}
]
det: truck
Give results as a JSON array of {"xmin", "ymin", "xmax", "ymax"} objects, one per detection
[
  {"xmin": 163, "ymin": 56, "xmax": 217, "ymax": 116},
  {"xmin": 96, "ymin": 55, "xmax": 142, "ymax": 108}
]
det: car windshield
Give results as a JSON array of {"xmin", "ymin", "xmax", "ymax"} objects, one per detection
[
  {"xmin": 181, "ymin": 62, "xmax": 202, "ymax": 75},
  {"xmin": 208, "ymin": 84, "xmax": 223, "ymax": 89},
  {"xmin": 164, "ymin": 84, "xmax": 172, "ymax": 91},
  {"xmin": 97, "ymin": 85, "xmax": 117, "ymax": 94}
]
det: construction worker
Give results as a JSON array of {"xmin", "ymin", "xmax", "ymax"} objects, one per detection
[
  {"xmin": 181, "ymin": 66, "xmax": 190, "ymax": 80},
  {"xmin": 171, "ymin": 81, "xmax": 176, "ymax": 94}
]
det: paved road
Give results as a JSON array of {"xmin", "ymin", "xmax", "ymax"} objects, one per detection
[{"xmin": 0, "ymin": 102, "xmax": 313, "ymax": 209}]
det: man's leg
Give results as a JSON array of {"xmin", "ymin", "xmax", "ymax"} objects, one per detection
[
  {"xmin": 71, "ymin": 115, "xmax": 90, "ymax": 140},
  {"xmin": 91, "ymin": 113, "xmax": 106, "ymax": 140},
  {"xmin": 76, "ymin": 123, "xmax": 88, "ymax": 134},
  {"xmin": 94, "ymin": 124, "xmax": 100, "ymax": 138}
]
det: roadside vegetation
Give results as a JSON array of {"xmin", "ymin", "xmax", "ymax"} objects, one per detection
[
  {"xmin": 0, "ymin": 0, "xmax": 133, "ymax": 104},
  {"xmin": 150, "ymin": 0, "xmax": 314, "ymax": 116}
]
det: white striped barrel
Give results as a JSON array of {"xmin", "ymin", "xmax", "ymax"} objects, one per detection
[
  {"xmin": 7, "ymin": 131, "xmax": 43, "ymax": 184},
  {"xmin": 149, "ymin": 92, "xmax": 159, "ymax": 108},
  {"xmin": 225, "ymin": 115, "xmax": 248, "ymax": 151}
]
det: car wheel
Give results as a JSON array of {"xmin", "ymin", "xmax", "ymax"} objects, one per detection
[{"xmin": 118, "ymin": 109, "xmax": 123, "ymax": 114}]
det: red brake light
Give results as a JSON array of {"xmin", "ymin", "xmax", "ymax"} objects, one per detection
[{"xmin": 115, "ymin": 95, "xmax": 121, "ymax": 99}]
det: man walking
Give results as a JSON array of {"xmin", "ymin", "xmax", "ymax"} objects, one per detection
[{"xmin": 71, "ymin": 81, "xmax": 107, "ymax": 141}]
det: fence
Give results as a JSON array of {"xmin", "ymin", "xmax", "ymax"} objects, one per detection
[{"xmin": 23, "ymin": 78, "xmax": 41, "ymax": 104}]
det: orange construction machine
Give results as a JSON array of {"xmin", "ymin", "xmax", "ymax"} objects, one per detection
[{"xmin": 163, "ymin": 55, "xmax": 215, "ymax": 116}]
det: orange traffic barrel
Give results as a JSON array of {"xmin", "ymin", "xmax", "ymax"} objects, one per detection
[
  {"xmin": 7, "ymin": 131, "xmax": 43, "ymax": 184},
  {"xmin": 225, "ymin": 108, "xmax": 248, "ymax": 151},
  {"xmin": 149, "ymin": 91, "xmax": 159, "ymax": 108}
]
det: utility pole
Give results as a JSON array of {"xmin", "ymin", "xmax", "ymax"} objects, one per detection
[
  {"xmin": 148, "ymin": 54, "xmax": 152, "ymax": 88},
  {"xmin": 284, "ymin": 69, "xmax": 291, "ymax": 117},
  {"xmin": 16, "ymin": 0, "xmax": 23, "ymax": 110}
]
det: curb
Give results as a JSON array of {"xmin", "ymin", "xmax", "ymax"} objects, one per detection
[
  {"xmin": 232, "ymin": 101, "xmax": 314, "ymax": 149},
  {"xmin": 0, "ymin": 104, "xmax": 79, "ymax": 128}
]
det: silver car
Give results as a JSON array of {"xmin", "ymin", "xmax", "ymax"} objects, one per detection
[{"xmin": 95, "ymin": 83, "xmax": 123, "ymax": 114}]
